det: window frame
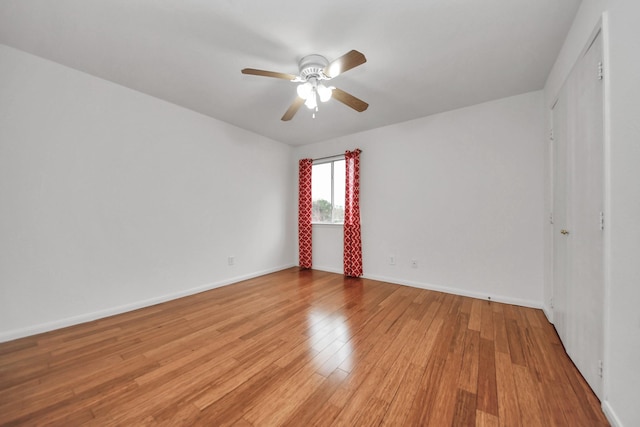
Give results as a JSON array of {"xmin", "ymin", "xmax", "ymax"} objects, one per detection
[{"xmin": 311, "ymin": 155, "xmax": 345, "ymax": 225}]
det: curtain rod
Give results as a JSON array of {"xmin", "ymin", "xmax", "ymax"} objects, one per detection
[{"xmin": 312, "ymin": 150, "xmax": 362, "ymax": 162}]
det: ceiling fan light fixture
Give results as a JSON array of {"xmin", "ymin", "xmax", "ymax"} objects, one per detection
[
  {"xmin": 304, "ymin": 91, "xmax": 318, "ymax": 109},
  {"xmin": 240, "ymin": 50, "xmax": 367, "ymax": 121},
  {"xmin": 317, "ymin": 84, "xmax": 333, "ymax": 102},
  {"xmin": 296, "ymin": 82, "xmax": 312, "ymax": 99}
]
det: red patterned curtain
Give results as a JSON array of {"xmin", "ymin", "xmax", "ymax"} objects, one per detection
[
  {"xmin": 298, "ymin": 159, "xmax": 313, "ymax": 269},
  {"xmin": 344, "ymin": 149, "xmax": 362, "ymax": 277}
]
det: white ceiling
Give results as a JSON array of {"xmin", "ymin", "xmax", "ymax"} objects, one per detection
[{"xmin": 0, "ymin": 0, "xmax": 581, "ymax": 146}]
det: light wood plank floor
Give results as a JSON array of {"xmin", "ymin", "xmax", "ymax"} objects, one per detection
[{"xmin": 0, "ymin": 268, "xmax": 609, "ymax": 426}]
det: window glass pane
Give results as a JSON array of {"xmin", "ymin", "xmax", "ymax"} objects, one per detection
[
  {"xmin": 332, "ymin": 160, "xmax": 345, "ymax": 223},
  {"xmin": 312, "ymin": 163, "xmax": 332, "ymax": 223},
  {"xmin": 311, "ymin": 159, "xmax": 345, "ymax": 224}
]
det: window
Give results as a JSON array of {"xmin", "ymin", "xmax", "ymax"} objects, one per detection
[{"xmin": 312, "ymin": 158, "xmax": 345, "ymax": 224}]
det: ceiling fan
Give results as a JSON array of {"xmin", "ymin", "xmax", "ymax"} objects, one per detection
[{"xmin": 241, "ymin": 50, "xmax": 369, "ymax": 121}]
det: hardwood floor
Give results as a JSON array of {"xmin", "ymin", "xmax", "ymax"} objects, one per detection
[{"xmin": 0, "ymin": 268, "xmax": 609, "ymax": 426}]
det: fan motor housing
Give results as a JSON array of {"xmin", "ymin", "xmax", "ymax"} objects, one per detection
[{"xmin": 298, "ymin": 54, "xmax": 329, "ymax": 79}]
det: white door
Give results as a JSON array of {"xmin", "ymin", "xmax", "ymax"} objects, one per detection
[
  {"xmin": 552, "ymin": 30, "xmax": 604, "ymax": 399},
  {"xmin": 552, "ymin": 87, "xmax": 570, "ymax": 347}
]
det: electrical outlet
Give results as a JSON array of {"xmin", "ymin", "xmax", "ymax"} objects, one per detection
[
  {"xmin": 411, "ymin": 259, "xmax": 418, "ymax": 268},
  {"xmin": 228, "ymin": 256, "xmax": 235, "ymax": 266},
  {"xmin": 389, "ymin": 255, "xmax": 396, "ymax": 265}
]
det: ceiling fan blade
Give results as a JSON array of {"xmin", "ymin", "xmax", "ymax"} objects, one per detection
[
  {"xmin": 324, "ymin": 50, "xmax": 367, "ymax": 78},
  {"xmin": 281, "ymin": 97, "xmax": 305, "ymax": 121},
  {"xmin": 241, "ymin": 68, "xmax": 298, "ymax": 81},
  {"xmin": 331, "ymin": 88, "xmax": 369, "ymax": 112}
]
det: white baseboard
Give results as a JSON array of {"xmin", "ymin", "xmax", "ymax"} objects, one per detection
[
  {"xmin": 542, "ymin": 304, "xmax": 554, "ymax": 324},
  {"xmin": 602, "ymin": 400, "xmax": 623, "ymax": 427},
  {"xmin": 0, "ymin": 264, "xmax": 295, "ymax": 343},
  {"xmin": 361, "ymin": 273, "xmax": 543, "ymax": 309},
  {"xmin": 310, "ymin": 268, "xmax": 543, "ymax": 309},
  {"xmin": 3, "ymin": 265, "xmax": 544, "ymax": 343},
  {"xmin": 311, "ymin": 265, "xmax": 343, "ymax": 275}
]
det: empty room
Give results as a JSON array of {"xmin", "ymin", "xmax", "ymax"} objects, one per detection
[{"xmin": 1, "ymin": 1, "xmax": 638, "ymax": 426}]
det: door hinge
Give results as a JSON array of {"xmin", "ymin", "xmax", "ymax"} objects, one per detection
[
  {"xmin": 550, "ymin": 298, "xmax": 554, "ymax": 309},
  {"xmin": 598, "ymin": 61, "xmax": 604, "ymax": 80},
  {"xmin": 600, "ymin": 211, "xmax": 604, "ymax": 230},
  {"xmin": 549, "ymin": 129, "xmax": 554, "ymax": 141},
  {"xmin": 598, "ymin": 360, "xmax": 603, "ymax": 378},
  {"xmin": 549, "ymin": 212, "xmax": 554, "ymax": 225}
]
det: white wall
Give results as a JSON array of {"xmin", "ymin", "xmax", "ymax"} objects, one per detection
[
  {"xmin": 294, "ymin": 91, "xmax": 545, "ymax": 307},
  {"xmin": 544, "ymin": 1, "xmax": 640, "ymax": 426},
  {"xmin": 0, "ymin": 44, "xmax": 295, "ymax": 342}
]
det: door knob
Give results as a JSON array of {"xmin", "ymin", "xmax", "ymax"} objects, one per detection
[{"xmin": 560, "ymin": 229, "xmax": 570, "ymax": 235}]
